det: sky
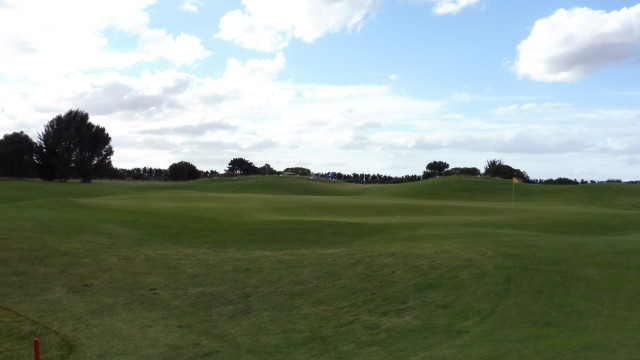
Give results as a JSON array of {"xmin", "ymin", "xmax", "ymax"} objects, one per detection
[{"xmin": 1, "ymin": 0, "xmax": 639, "ymax": 180}]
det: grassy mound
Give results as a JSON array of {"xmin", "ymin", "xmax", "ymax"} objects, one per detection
[{"xmin": 1, "ymin": 177, "xmax": 639, "ymax": 359}]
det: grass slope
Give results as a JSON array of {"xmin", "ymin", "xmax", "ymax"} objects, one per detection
[{"xmin": 1, "ymin": 177, "xmax": 640, "ymax": 359}]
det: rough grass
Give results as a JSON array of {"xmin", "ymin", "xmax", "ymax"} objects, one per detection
[
  {"xmin": 0, "ymin": 306, "xmax": 71, "ymax": 360},
  {"xmin": 1, "ymin": 177, "xmax": 640, "ymax": 359}
]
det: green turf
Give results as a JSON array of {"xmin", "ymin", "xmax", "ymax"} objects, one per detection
[
  {"xmin": 0, "ymin": 306, "xmax": 71, "ymax": 360},
  {"xmin": 1, "ymin": 176, "xmax": 640, "ymax": 359}
]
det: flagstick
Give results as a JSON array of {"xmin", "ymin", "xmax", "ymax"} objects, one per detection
[
  {"xmin": 512, "ymin": 180, "xmax": 515, "ymax": 207},
  {"xmin": 34, "ymin": 339, "xmax": 40, "ymax": 360}
]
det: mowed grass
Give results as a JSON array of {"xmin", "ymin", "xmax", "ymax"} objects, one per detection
[{"xmin": 1, "ymin": 176, "xmax": 640, "ymax": 359}]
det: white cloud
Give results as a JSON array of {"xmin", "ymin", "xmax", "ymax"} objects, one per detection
[
  {"xmin": 216, "ymin": 0, "xmax": 378, "ymax": 52},
  {"xmin": 0, "ymin": 0, "xmax": 210, "ymax": 79},
  {"xmin": 431, "ymin": 0, "xmax": 481, "ymax": 15},
  {"xmin": 2, "ymin": 56, "xmax": 639, "ymax": 179},
  {"xmin": 412, "ymin": 0, "xmax": 481, "ymax": 15},
  {"xmin": 0, "ymin": 49, "xmax": 447, "ymax": 172},
  {"xmin": 514, "ymin": 4, "xmax": 640, "ymax": 82},
  {"xmin": 1, "ymin": 0, "xmax": 637, "ymax": 180},
  {"xmin": 215, "ymin": 0, "xmax": 482, "ymax": 52},
  {"xmin": 180, "ymin": 0, "xmax": 202, "ymax": 12},
  {"xmin": 364, "ymin": 128, "xmax": 591, "ymax": 155},
  {"xmin": 137, "ymin": 30, "xmax": 211, "ymax": 66},
  {"xmin": 491, "ymin": 102, "xmax": 572, "ymax": 117}
]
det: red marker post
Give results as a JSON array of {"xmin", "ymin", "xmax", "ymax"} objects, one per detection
[{"xmin": 34, "ymin": 338, "xmax": 40, "ymax": 360}]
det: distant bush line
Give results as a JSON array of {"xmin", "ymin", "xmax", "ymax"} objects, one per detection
[
  {"xmin": 91, "ymin": 159, "xmax": 636, "ymax": 186},
  {"xmin": 0, "ymin": 109, "xmax": 637, "ymax": 184}
]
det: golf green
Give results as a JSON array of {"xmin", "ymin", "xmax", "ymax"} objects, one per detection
[{"xmin": 1, "ymin": 177, "xmax": 639, "ymax": 359}]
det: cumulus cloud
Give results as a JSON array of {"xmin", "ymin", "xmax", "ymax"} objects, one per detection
[
  {"xmin": 0, "ymin": 0, "xmax": 210, "ymax": 78},
  {"xmin": 0, "ymin": 48, "xmax": 448, "ymax": 171},
  {"xmin": 216, "ymin": 0, "xmax": 378, "ymax": 52},
  {"xmin": 137, "ymin": 30, "xmax": 211, "ymax": 66},
  {"xmin": 215, "ymin": 0, "xmax": 482, "ymax": 52},
  {"xmin": 412, "ymin": 0, "xmax": 481, "ymax": 15},
  {"xmin": 71, "ymin": 71, "xmax": 194, "ymax": 116},
  {"xmin": 514, "ymin": 4, "xmax": 640, "ymax": 82},
  {"xmin": 4, "ymin": 49, "xmax": 635, "ymax": 176}
]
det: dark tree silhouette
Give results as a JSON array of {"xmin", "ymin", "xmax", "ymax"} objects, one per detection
[
  {"xmin": 426, "ymin": 161, "xmax": 449, "ymax": 176},
  {"xmin": 226, "ymin": 158, "xmax": 259, "ymax": 175},
  {"xmin": 74, "ymin": 117, "xmax": 114, "ymax": 183},
  {"xmin": 35, "ymin": 109, "xmax": 113, "ymax": 182},
  {"xmin": 168, "ymin": 161, "xmax": 200, "ymax": 181},
  {"xmin": 0, "ymin": 131, "xmax": 37, "ymax": 178},
  {"xmin": 423, "ymin": 160, "xmax": 450, "ymax": 179},
  {"xmin": 35, "ymin": 114, "xmax": 76, "ymax": 181},
  {"xmin": 483, "ymin": 159, "xmax": 529, "ymax": 182},
  {"xmin": 258, "ymin": 163, "xmax": 278, "ymax": 175}
]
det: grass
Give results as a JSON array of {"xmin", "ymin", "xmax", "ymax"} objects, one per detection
[
  {"xmin": 0, "ymin": 306, "xmax": 71, "ymax": 360},
  {"xmin": 1, "ymin": 176, "xmax": 640, "ymax": 359}
]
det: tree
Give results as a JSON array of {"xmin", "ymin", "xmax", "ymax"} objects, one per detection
[
  {"xmin": 283, "ymin": 167, "xmax": 311, "ymax": 176},
  {"xmin": 200, "ymin": 170, "xmax": 220, "ymax": 178},
  {"xmin": 540, "ymin": 177, "xmax": 579, "ymax": 185},
  {"xmin": 0, "ymin": 131, "xmax": 37, "ymax": 178},
  {"xmin": 423, "ymin": 160, "xmax": 449, "ymax": 179},
  {"xmin": 226, "ymin": 158, "xmax": 259, "ymax": 175},
  {"xmin": 34, "ymin": 109, "xmax": 113, "ymax": 183},
  {"xmin": 168, "ymin": 161, "xmax": 200, "ymax": 181},
  {"xmin": 483, "ymin": 159, "xmax": 503, "ymax": 174},
  {"xmin": 443, "ymin": 167, "xmax": 481, "ymax": 177},
  {"xmin": 483, "ymin": 159, "xmax": 529, "ymax": 182},
  {"xmin": 35, "ymin": 114, "xmax": 75, "ymax": 181},
  {"xmin": 73, "ymin": 114, "xmax": 114, "ymax": 183},
  {"xmin": 426, "ymin": 161, "xmax": 449, "ymax": 176},
  {"xmin": 258, "ymin": 163, "xmax": 278, "ymax": 175}
]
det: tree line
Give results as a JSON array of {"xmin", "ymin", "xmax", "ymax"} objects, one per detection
[{"xmin": 0, "ymin": 109, "xmax": 636, "ymax": 184}]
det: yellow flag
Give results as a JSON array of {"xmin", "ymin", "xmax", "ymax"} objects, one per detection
[{"xmin": 513, "ymin": 177, "xmax": 520, "ymax": 183}]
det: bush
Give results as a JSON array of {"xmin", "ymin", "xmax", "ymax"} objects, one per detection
[
  {"xmin": 283, "ymin": 167, "xmax": 311, "ymax": 176},
  {"xmin": 168, "ymin": 161, "xmax": 200, "ymax": 181},
  {"xmin": 0, "ymin": 131, "xmax": 37, "ymax": 178},
  {"xmin": 443, "ymin": 167, "xmax": 481, "ymax": 177},
  {"xmin": 483, "ymin": 159, "xmax": 529, "ymax": 182},
  {"xmin": 541, "ymin": 177, "xmax": 579, "ymax": 185}
]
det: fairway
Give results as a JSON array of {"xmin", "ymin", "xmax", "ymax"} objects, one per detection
[{"xmin": 1, "ymin": 177, "xmax": 640, "ymax": 359}]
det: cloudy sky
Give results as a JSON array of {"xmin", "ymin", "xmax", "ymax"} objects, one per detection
[{"xmin": 1, "ymin": 0, "xmax": 639, "ymax": 180}]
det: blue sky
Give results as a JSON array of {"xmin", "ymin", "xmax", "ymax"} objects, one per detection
[{"xmin": 1, "ymin": 0, "xmax": 639, "ymax": 180}]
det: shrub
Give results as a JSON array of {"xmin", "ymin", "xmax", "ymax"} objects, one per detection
[{"xmin": 168, "ymin": 161, "xmax": 200, "ymax": 181}]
